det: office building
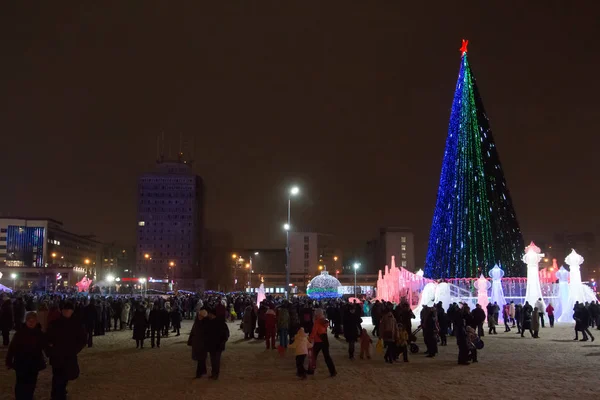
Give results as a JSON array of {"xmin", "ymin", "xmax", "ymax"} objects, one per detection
[
  {"xmin": 0, "ymin": 217, "xmax": 101, "ymax": 289},
  {"xmin": 365, "ymin": 227, "xmax": 416, "ymax": 274},
  {"xmin": 136, "ymin": 159, "xmax": 205, "ymax": 290},
  {"xmin": 101, "ymin": 243, "xmax": 136, "ymax": 280}
]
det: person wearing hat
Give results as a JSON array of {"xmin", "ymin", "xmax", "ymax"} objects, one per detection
[
  {"xmin": 45, "ymin": 302, "xmax": 87, "ymax": 400},
  {"xmin": 6, "ymin": 311, "xmax": 46, "ymax": 400},
  {"xmin": 188, "ymin": 309, "xmax": 208, "ymax": 378}
]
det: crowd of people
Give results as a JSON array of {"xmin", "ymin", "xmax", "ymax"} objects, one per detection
[{"xmin": 2, "ymin": 289, "xmax": 600, "ymax": 398}]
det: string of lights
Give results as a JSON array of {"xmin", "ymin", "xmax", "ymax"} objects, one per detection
[{"xmin": 424, "ymin": 41, "xmax": 525, "ymax": 279}]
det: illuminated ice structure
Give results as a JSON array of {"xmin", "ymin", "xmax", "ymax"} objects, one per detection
[
  {"xmin": 555, "ymin": 266, "xmax": 570, "ymax": 320},
  {"xmin": 558, "ymin": 250, "xmax": 597, "ymax": 323},
  {"xmin": 523, "ymin": 242, "xmax": 545, "ymax": 306},
  {"xmin": 306, "ymin": 271, "xmax": 342, "ymax": 299},
  {"xmin": 489, "ymin": 264, "xmax": 507, "ymax": 313},
  {"xmin": 476, "ymin": 274, "xmax": 491, "ymax": 315},
  {"xmin": 76, "ymin": 276, "xmax": 92, "ymax": 292},
  {"xmin": 434, "ymin": 282, "xmax": 452, "ymax": 310},
  {"xmin": 413, "ymin": 282, "xmax": 437, "ymax": 318},
  {"xmin": 256, "ymin": 283, "xmax": 266, "ymax": 306}
]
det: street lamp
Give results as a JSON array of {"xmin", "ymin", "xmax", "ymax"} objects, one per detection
[
  {"xmin": 106, "ymin": 274, "xmax": 115, "ymax": 295},
  {"xmin": 285, "ymin": 185, "xmax": 300, "ymax": 299},
  {"xmin": 139, "ymin": 277, "xmax": 146, "ymax": 297},
  {"xmin": 11, "ymin": 273, "xmax": 17, "ymax": 290},
  {"xmin": 144, "ymin": 253, "xmax": 150, "ymax": 259},
  {"xmin": 353, "ymin": 263, "xmax": 360, "ymax": 297},
  {"xmin": 51, "ymin": 252, "xmax": 57, "ymax": 266}
]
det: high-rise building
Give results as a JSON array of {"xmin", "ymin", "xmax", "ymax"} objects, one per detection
[
  {"xmin": 365, "ymin": 227, "xmax": 415, "ymax": 274},
  {"xmin": 0, "ymin": 217, "xmax": 101, "ymax": 289},
  {"xmin": 101, "ymin": 243, "xmax": 136, "ymax": 279},
  {"xmin": 136, "ymin": 160, "xmax": 204, "ymax": 290},
  {"xmin": 289, "ymin": 232, "xmax": 339, "ymax": 291}
]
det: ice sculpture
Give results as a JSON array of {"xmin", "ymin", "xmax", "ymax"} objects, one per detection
[
  {"xmin": 76, "ymin": 276, "xmax": 92, "ymax": 292},
  {"xmin": 256, "ymin": 283, "xmax": 266, "ymax": 305},
  {"xmin": 559, "ymin": 250, "xmax": 585, "ymax": 323},
  {"xmin": 523, "ymin": 242, "xmax": 544, "ymax": 306},
  {"xmin": 476, "ymin": 274, "xmax": 491, "ymax": 314},
  {"xmin": 413, "ymin": 282, "xmax": 437, "ymax": 319},
  {"xmin": 434, "ymin": 282, "xmax": 452, "ymax": 309},
  {"xmin": 489, "ymin": 264, "xmax": 507, "ymax": 311},
  {"xmin": 555, "ymin": 266, "xmax": 570, "ymax": 320}
]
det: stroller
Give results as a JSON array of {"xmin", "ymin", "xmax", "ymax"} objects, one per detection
[{"xmin": 409, "ymin": 326, "xmax": 421, "ymax": 353}]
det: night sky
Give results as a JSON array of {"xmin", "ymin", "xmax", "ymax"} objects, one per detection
[{"xmin": 1, "ymin": 2, "xmax": 599, "ymax": 264}]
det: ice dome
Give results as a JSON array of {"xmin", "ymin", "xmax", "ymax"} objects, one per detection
[{"xmin": 307, "ymin": 271, "xmax": 342, "ymax": 299}]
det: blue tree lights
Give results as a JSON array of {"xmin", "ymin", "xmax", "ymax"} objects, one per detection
[{"xmin": 424, "ymin": 41, "xmax": 525, "ymax": 279}]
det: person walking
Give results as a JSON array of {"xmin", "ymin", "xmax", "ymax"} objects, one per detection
[
  {"xmin": 188, "ymin": 310, "xmax": 208, "ymax": 378},
  {"xmin": 574, "ymin": 303, "xmax": 595, "ymax": 342},
  {"xmin": 342, "ymin": 304, "xmax": 362, "ymax": 360},
  {"xmin": 149, "ymin": 303, "xmax": 162, "ymax": 348},
  {"xmin": 379, "ymin": 307, "xmax": 398, "ymax": 364},
  {"xmin": 5, "ymin": 312, "xmax": 46, "ymax": 400},
  {"xmin": 132, "ymin": 305, "xmax": 148, "ymax": 349},
  {"xmin": 359, "ymin": 328, "xmax": 372, "ymax": 360},
  {"xmin": 531, "ymin": 308, "xmax": 541, "ymax": 338},
  {"xmin": 521, "ymin": 302, "xmax": 535, "ymax": 338},
  {"xmin": 289, "ymin": 327, "xmax": 312, "ymax": 379},
  {"xmin": 264, "ymin": 307, "xmax": 277, "ymax": 350},
  {"xmin": 535, "ymin": 298, "xmax": 546, "ymax": 328},
  {"xmin": 546, "ymin": 303, "xmax": 555, "ymax": 328},
  {"xmin": 277, "ymin": 303, "xmax": 291, "ymax": 349},
  {"xmin": 170, "ymin": 305, "xmax": 182, "ymax": 337},
  {"xmin": 502, "ymin": 304, "xmax": 512, "ymax": 332},
  {"xmin": 308, "ymin": 309, "xmax": 337, "ymax": 377},
  {"xmin": 45, "ymin": 302, "xmax": 86, "ymax": 400},
  {"xmin": 203, "ymin": 309, "xmax": 229, "ymax": 380},
  {"xmin": 472, "ymin": 304, "xmax": 486, "ymax": 337},
  {"xmin": 515, "ymin": 304, "xmax": 523, "ymax": 334},
  {"xmin": 1, "ymin": 298, "xmax": 13, "ymax": 347}
]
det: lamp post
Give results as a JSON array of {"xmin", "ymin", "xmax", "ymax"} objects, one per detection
[
  {"xmin": 353, "ymin": 263, "xmax": 360, "ymax": 297},
  {"xmin": 139, "ymin": 277, "xmax": 146, "ymax": 297},
  {"xmin": 106, "ymin": 274, "xmax": 115, "ymax": 295},
  {"xmin": 285, "ymin": 185, "xmax": 300, "ymax": 300},
  {"xmin": 11, "ymin": 273, "xmax": 17, "ymax": 291},
  {"xmin": 169, "ymin": 261, "xmax": 175, "ymax": 291}
]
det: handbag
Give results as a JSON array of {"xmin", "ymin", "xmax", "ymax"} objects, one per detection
[{"xmin": 376, "ymin": 339, "xmax": 384, "ymax": 354}]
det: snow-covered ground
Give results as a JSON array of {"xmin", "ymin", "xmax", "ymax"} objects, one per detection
[{"xmin": 1, "ymin": 320, "xmax": 598, "ymax": 400}]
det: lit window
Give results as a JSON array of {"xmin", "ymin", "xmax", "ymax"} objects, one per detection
[
  {"xmin": 402, "ymin": 253, "xmax": 407, "ymax": 259},
  {"xmin": 401, "ymin": 245, "xmax": 406, "ymax": 251},
  {"xmin": 401, "ymin": 261, "xmax": 407, "ymax": 267},
  {"xmin": 138, "ymin": 221, "xmax": 145, "ymax": 226},
  {"xmin": 401, "ymin": 236, "xmax": 406, "ymax": 243}
]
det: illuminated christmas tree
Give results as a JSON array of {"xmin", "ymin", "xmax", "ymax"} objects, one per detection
[{"xmin": 424, "ymin": 40, "xmax": 525, "ymax": 279}]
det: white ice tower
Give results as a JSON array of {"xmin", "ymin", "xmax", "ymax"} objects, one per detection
[
  {"xmin": 523, "ymin": 241, "xmax": 544, "ymax": 306},
  {"xmin": 555, "ymin": 266, "xmax": 570, "ymax": 321},
  {"xmin": 558, "ymin": 250, "xmax": 585, "ymax": 323}
]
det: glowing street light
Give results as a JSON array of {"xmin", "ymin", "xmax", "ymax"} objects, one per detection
[
  {"xmin": 84, "ymin": 258, "xmax": 90, "ymax": 265},
  {"xmin": 254, "ymin": 252, "xmax": 259, "ymax": 255},
  {"xmin": 318, "ymin": 265, "xmax": 323, "ymax": 271},
  {"xmin": 144, "ymin": 253, "xmax": 150, "ymax": 259},
  {"xmin": 232, "ymin": 254, "xmax": 237, "ymax": 259},
  {"xmin": 169, "ymin": 261, "xmax": 175, "ymax": 267},
  {"xmin": 353, "ymin": 263, "xmax": 361, "ymax": 297},
  {"xmin": 283, "ymin": 223, "xmax": 290, "ymax": 231},
  {"xmin": 290, "ymin": 186, "xmax": 300, "ymax": 196},
  {"xmin": 11, "ymin": 273, "xmax": 17, "ymax": 290},
  {"xmin": 286, "ymin": 185, "xmax": 301, "ymax": 299}
]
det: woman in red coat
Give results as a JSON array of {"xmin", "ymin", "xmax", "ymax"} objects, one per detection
[
  {"xmin": 264, "ymin": 308, "xmax": 277, "ymax": 350},
  {"xmin": 546, "ymin": 303, "xmax": 555, "ymax": 328},
  {"xmin": 308, "ymin": 309, "xmax": 337, "ymax": 377}
]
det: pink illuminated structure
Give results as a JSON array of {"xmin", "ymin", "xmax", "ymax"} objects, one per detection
[{"xmin": 76, "ymin": 276, "xmax": 92, "ymax": 292}]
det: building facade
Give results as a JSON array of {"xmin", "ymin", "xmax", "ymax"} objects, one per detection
[
  {"xmin": 136, "ymin": 160, "xmax": 204, "ymax": 290},
  {"xmin": 0, "ymin": 217, "xmax": 101, "ymax": 290},
  {"xmin": 365, "ymin": 227, "xmax": 416, "ymax": 274}
]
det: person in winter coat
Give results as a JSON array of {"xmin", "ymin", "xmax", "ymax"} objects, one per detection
[
  {"xmin": 36, "ymin": 303, "xmax": 49, "ymax": 333},
  {"xmin": 359, "ymin": 328, "xmax": 372, "ymax": 359},
  {"xmin": 6, "ymin": 312, "xmax": 46, "ymax": 400},
  {"xmin": 514, "ymin": 304, "xmax": 523, "ymax": 334},
  {"xmin": 13, "ymin": 298, "xmax": 26, "ymax": 330},
  {"xmin": 188, "ymin": 310, "xmax": 208, "ymax": 378},
  {"xmin": 257, "ymin": 304, "xmax": 267, "ymax": 340},
  {"xmin": 289, "ymin": 327, "xmax": 312, "ymax": 379},
  {"xmin": 395, "ymin": 323, "xmax": 410, "ymax": 362},
  {"xmin": 170, "ymin": 305, "xmax": 182, "ymax": 336},
  {"xmin": 161, "ymin": 304, "xmax": 171, "ymax": 337},
  {"xmin": 574, "ymin": 303, "xmax": 595, "ymax": 341},
  {"xmin": 203, "ymin": 310, "xmax": 230, "ymax": 380},
  {"xmin": 436, "ymin": 302, "xmax": 448, "ymax": 346},
  {"xmin": 45, "ymin": 302, "xmax": 86, "ymax": 400},
  {"xmin": 486, "ymin": 303, "xmax": 498, "ymax": 334},
  {"xmin": 242, "ymin": 305, "xmax": 254, "ymax": 340},
  {"xmin": 531, "ymin": 308, "xmax": 541, "ymax": 338},
  {"xmin": 83, "ymin": 300, "xmax": 97, "ymax": 348},
  {"xmin": 546, "ymin": 303, "xmax": 555, "ymax": 328},
  {"xmin": 277, "ymin": 304, "xmax": 291, "ymax": 348},
  {"xmin": 422, "ymin": 307, "xmax": 438, "ymax": 358},
  {"xmin": 502, "ymin": 304, "xmax": 512, "ymax": 332},
  {"xmin": 472, "ymin": 304, "xmax": 486, "ymax": 337},
  {"xmin": 132, "ymin": 306, "xmax": 148, "ymax": 349},
  {"xmin": 378, "ymin": 309, "xmax": 398, "ymax": 364},
  {"xmin": 535, "ymin": 298, "xmax": 546, "ymax": 328},
  {"xmin": 371, "ymin": 301, "xmax": 383, "ymax": 337},
  {"xmin": 289, "ymin": 307, "xmax": 300, "ymax": 344},
  {"xmin": 521, "ymin": 302, "xmax": 534, "ymax": 338},
  {"xmin": 1, "ymin": 298, "xmax": 13, "ymax": 346},
  {"xmin": 149, "ymin": 303, "xmax": 163, "ymax": 348},
  {"xmin": 112, "ymin": 300, "xmax": 122, "ymax": 331},
  {"xmin": 308, "ymin": 309, "xmax": 337, "ymax": 377},
  {"xmin": 264, "ymin": 308, "xmax": 277, "ymax": 350},
  {"xmin": 342, "ymin": 305, "xmax": 362, "ymax": 360},
  {"xmin": 509, "ymin": 301, "xmax": 516, "ymax": 327},
  {"xmin": 455, "ymin": 305, "xmax": 470, "ymax": 365},
  {"xmin": 120, "ymin": 302, "xmax": 130, "ymax": 331}
]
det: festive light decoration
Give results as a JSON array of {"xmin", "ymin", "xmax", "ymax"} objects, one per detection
[
  {"xmin": 256, "ymin": 283, "xmax": 266, "ymax": 305},
  {"xmin": 306, "ymin": 271, "xmax": 342, "ymax": 299},
  {"xmin": 489, "ymin": 264, "xmax": 507, "ymax": 309},
  {"xmin": 76, "ymin": 276, "xmax": 92, "ymax": 292},
  {"xmin": 476, "ymin": 274, "xmax": 491, "ymax": 314},
  {"xmin": 555, "ymin": 265, "xmax": 570, "ymax": 320},
  {"xmin": 425, "ymin": 40, "xmax": 525, "ymax": 278},
  {"xmin": 557, "ymin": 250, "xmax": 598, "ymax": 322},
  {"xmin": 523, "ymin": 242, "xmax": 544, "ymax": 306}
]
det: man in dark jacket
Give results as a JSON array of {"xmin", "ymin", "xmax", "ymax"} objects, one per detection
[
  {"xmin": 472, "ymin": 304, "xmax": 486, "ymax": 337},
  {"xmin": 46, "ymin": 302, "xmax": 86, "ymax": 400},
  {"xmin": 204, "ymin": 311, "xmax": 230, "ymax": 380},
  {"xmin": 149, "ymin": 303, "xmax": 162, "ymax": 348},
  {"xmin": 342, "ymin": 305, "xmax": 362, "ymax": 360},
  {"xmin": 1, "ymin": 299, "xmax": 13, "ymax": 346},
  {"xmin": 83, "ymin": 300, "xmax": 97, "ymax": 348}
]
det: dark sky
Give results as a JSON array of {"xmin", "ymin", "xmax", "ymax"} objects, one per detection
[{"xmin": 1, "ymin": 2, "xmax": 599, "ymax": 264}]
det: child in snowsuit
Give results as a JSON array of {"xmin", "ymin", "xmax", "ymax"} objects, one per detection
[
  {"xmin": 466, "ymin": 325, "xmax": 480, "ymax": 362},
  {"xmin": 289, "ymin": 327, "xmax": 313, "ymax": 379},
  {"xmin": 395, "ymin": 323, "xmax": 409, "ymax": 362},
  {"xmin": 359, "ymin": 328, "xmax": 372, "ymax": 359}
]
